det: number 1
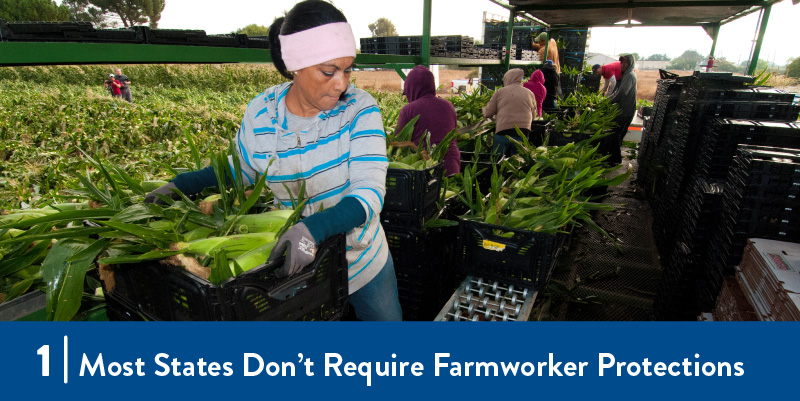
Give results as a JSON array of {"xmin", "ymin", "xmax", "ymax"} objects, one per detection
[{"xmin": 37, "ymin": 345, "xmax": 49, "ymax": 376}]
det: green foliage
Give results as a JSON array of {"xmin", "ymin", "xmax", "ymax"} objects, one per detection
[
  {"xmin": 668, "ymin": 49, "xmax": 705, "ymax": 71},
  {"xmin": 62, "ymin": 0, "xmax": 115, "ymax": 27},
  {"xmin": 711, "ymin": 57, "xmax": 743, "ymax": 74},
  {"xmin": 786, "ymin": 57, "xmax": 800, "ymax": 78},
  {"xmin": 0, "ymin": 64, "xmax": 287, "ymax": 209},
  {"xmin": 368, "ymin": 17, "xmax": 398, "ymax": 37},
  {"xmin": 87, "ymin": 0, "xmax": 165, "ymax": 27},
  {"xmin": 0, "ymin": 0, "xmax": 70, "ymax": 21},
  {"xmin": 645, "ymin": 53, "xmax": 670, "ymax": 61},
  {"xmin": 236, "ymin": 23, "xmax": 270, "ymax": 37}
]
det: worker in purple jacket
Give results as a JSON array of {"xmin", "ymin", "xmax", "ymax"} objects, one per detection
[{"xmin": 396, "ymin": 65, "xmax": 461, "ymax": 176}]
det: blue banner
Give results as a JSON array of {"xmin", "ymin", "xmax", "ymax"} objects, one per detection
[{"xmin": 0, "ymin": 322, "xmax": 796, "ymax": 400}]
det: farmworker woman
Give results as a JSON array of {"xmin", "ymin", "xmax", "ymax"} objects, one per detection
[
  {"xmin": 522, "ymin": 70, "xmax": 546, "ymax": 118},
  {"xmin": 144, "ymin": 0, "xmax": 402, "ymax": 321},
  {"xmin": 531, "ymin": 32, "xmax": 560, "ymax": 74},
  {"xmin": 482, "ymin": 68, "xmax": 537, "ymax": 156},
  {"xmin": 603, "ymin": 54, "xmax": 638, "ymax": 165},
  {"xmin": 396, "ymin": 65, "xmax": 460, "ymax": 176}
]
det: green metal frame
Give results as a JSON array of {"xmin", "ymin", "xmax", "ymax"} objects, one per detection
[
  {"xmin": 747, "ymin": 4, "xmax": 772, "ymax": 75},
  {"xmin": 5, "ymin": 0, "xmax": 779, "ymax": 77},
  {"xmin": 0, "ymin": 42, "xmax": 271, "ymax": 66}
]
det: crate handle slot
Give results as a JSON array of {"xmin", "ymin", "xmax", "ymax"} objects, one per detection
[{"xmin": 267, "ymin": 268, "xmax": 316, "ymax": 301}]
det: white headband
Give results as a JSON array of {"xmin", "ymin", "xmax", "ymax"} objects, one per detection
[{"xmin": 278, "ymin": 22, "xmax": 357, "ymax": 71}]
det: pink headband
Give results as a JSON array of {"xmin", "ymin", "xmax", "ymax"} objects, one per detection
[{"xmin": 279, "ymin": 22, "xmax": 356, "ymax": 71}]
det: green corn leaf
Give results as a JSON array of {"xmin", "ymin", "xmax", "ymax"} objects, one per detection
[
  {"xmin": 0, "ymin": 209, "xmax": 117, "ymax": 230},
  {"xmin": 111, "ymin": 204, "xmax": 159, "ymax": 223},
  {"xmin": 0, "ymin": 227, "xmax": 113, "ymax": 244},
  {"xmin": 0, "ymin": 239, "xmax": 51, "ymax": 278},
  {"xmin": 2, "ymin": 277, "xmax": 36, "ymax": 305},
  {"xmin": 184, "ymin": 129, "xmax": 204, "ymax": 171},
  {"xmin": 98, "ymin": 221, "xmax": 175, "ymax": 248},
  {"xmin": 100, "ymin": 249, "xmax": 180, "ymax": 265},
  {"xmin": 40, "ymin": 239, "xmax": 91, "ymax": 321}
]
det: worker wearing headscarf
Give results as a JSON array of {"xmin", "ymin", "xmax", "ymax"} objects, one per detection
[
  {"xmin": 523, "ymin": 69, "xmax": 546, "ymax": 118},
  {"xmin": 482, "ymin": 68, "xmax": 537, "ymax": 156},
  {"xmin": 603, "ymin": 54, "xmax": 638, "ymax": 164},
  {"xmin": 396, "ymin": 65, "xmax": 460, "ymax": 176}
]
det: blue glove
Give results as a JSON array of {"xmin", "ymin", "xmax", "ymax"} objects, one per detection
[
  {"xmin": 268, "ymin": 222, "xmax": 317, "ymax": 277},
  {"xmin": 144, "ymin": 182, "xmax": 178, "ymax": 204}
]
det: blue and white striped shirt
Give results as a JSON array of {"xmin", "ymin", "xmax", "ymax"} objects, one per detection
[{"xmin": 231, "ymin": 82, "xmax": 389, "ymax": 294}]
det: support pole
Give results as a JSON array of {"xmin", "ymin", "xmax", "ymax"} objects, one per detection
[
  {"xmin": 503, "ymin": 7, "xmax": 515, "ymax": 71},
  {"xmin": 706, "ymin": 24, "xmax": 720, "ymax": 58},
  {"xmin": 421, "ymin": 0, "xmax": 432, "ymax": 67},
  {"xmin": 748, "ymin": 5, "xmax": 771, "ymax": 76}
]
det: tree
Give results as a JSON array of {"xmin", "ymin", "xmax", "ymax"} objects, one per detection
[
  {"xmin": 62, "ymin": 0, "xmax": 116, "ymax": 28},
  {"xmin": 739, "ymin": 59, "xmax": 774, "ymax": 74},
  {"xmin": 368, "ymin": 17, "xmax": 397, "ymax": 37},
  {"xmin": 786, "ymin": 57, "xmax": 800, "ymax": 78},
  {"xmin": 0, "ymin": 0, "xmax": 70, "ymax": 21},
  {"xmin": 645, "ymin": 53, "xmax": 670, "ymax": 61},
  {"xmin": 88, "ymin": 0, "xmax": 165, "ymax": 28},
  {"xmin": 625, "ymin": 52, "xmax": 641, "ymax": 62},
  {"xmin": 712, "ymin": 57, "xmax": 743, "ymax": 74},
  {"xmin": 668, "ymin": 49, "xmax": 705, "ymax": 71},
  {"xmin": 235, "ymin": 24, "xmax": 269, "ymax": 37}
]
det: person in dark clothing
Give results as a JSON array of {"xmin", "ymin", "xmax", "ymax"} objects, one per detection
[
  {"xmin": 115, "ymin": 68, "xmax": 132, "ymax": 103},
  {"xmin": 602, "ymin": 54, "xmax": 637, "ymax": 165},
  {"xmin": 396, "ymin": 65, "xmax": 460, "ymax": 176},
  {"xmin": 540, "ymin": 60, "xmax": 561, "ymax": 110}
]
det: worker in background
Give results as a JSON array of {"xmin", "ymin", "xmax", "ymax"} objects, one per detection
[
  {"xmin": 105, "ymin": 74, "xmax": 122, "ymax": 98},
  {"xmin": 523, "ymin": 69, "xmax": 546, "ymax": 118},
  {"xmin": 482, "ymin": 68, "xmax": 537, "ymax": 157},
  {"xmin": 540, "ymin": 60, "xmax": 561, "ymax": 110},
  {"xmin": 532, "ymin": 32, "xmax": 560, "ymax": 74},
  {"xmin": 396, "ymin": 65, "xmax": 461, "ymax": 176},
  {"xmin": 464, "ymin": 77, "xmax": 476, "ymax": 95},
  {"xmin": 604, "ymin": 54, "xmax": 638, "ymax": 165},
  {"xmin": 115, "ymin": 68, "xmax": 132, "ymax": 103},
  {"xmin": 144, "ymin": 0, "xmax": 401, "ymax": 321},
  {"xmin": 592, "ymin": 61, "xmax": 622, "ymax": 96}
]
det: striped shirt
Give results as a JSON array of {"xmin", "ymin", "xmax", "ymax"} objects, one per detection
[{"xmin": 231, "ymin": 82, "xmax": 389, "ymax": 294}]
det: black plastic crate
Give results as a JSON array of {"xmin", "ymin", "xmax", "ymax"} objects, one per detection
[
  {"xmin": 457, "ymin": 219, "xmax": 566, "ymax": 291},
  {"xmin": 528, "ymin": 120, "xmax": 553, "ymax": 147},
  {"xmin": 385, "ymin": 225, "xmax": 458, "ymax": 320},
  {"xmin": 103, "ymin": 234, "xmax": 348, "ymax": 321},
  {"xmin": 382, "ymin": 163, "xmax": 444, "ymax": 227}
]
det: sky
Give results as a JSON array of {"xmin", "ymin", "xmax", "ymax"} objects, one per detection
[{"xmin": 67, "ymin": 0, "xmax": 800, "ymax": 66}]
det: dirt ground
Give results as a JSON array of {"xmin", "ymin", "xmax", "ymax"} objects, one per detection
[
  {"xmin": 353, "ymin": 69, "xmax": 474, "ymax": 93},
  {"xmin": 354, "ymin": 68, "xmax": 683, "ymax": 102}
]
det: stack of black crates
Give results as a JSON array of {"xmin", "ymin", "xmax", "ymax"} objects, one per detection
[
  {"xmin": 554, "ymin": 29, "xmax": 589, "ymax": 98},
  {"xmin": 380, "ymin": 164, "xmax": 457, "ymax": 321},
  {"xmin": 637, "ymin": 71, "xmax": 800, "ymax": 319},
  {"xmin": 0, "ymin": 20, "xmax": 269, "ymax": 48},
  {"xmin": 360, "ymin": 35, "xmax": 502, "ymax": 60}
]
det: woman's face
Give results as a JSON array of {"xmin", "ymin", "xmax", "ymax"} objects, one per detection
[{"xmin": 293, "ymin": 56, "xmax": 355, "ymax": 113}]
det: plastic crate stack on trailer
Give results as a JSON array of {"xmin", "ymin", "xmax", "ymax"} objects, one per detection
[
  {"xmin": 380, "ymin": 164, "xmax": 458, "ymax": 321},
  {"xmin": 0, "ymin": 20, "xmax": 269, "ymax": 48},
  {"xmin": 642, "ymin": 72, "xmax": 800, "ymax": 319}
]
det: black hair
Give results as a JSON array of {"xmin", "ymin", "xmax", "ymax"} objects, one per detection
[{"xmin": 268, "ymin": 0, "xmax": 348, "ymax": 80}]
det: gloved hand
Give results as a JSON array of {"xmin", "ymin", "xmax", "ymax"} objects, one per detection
[
  {"xmin": 268, "ymin": 222, "xmax": 317, "ymax": 278},
  {"xmin": 144, "ymin": 182, "xmax": 179, "ymax": 204}
]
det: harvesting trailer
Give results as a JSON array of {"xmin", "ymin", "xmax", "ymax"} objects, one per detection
[{"xmin": 0, "ymin": 1, "xmax": 787, "ymax": 78}]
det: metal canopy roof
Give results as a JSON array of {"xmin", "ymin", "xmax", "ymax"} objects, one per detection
[{"xmin": 508, "ymin": 0, "xmax": 781, "ymax": 27}]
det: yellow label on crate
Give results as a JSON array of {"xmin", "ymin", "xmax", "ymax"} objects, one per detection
[{"xmin": 482, "ymin": 240, "xmax": 506, "ymax": 252}]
